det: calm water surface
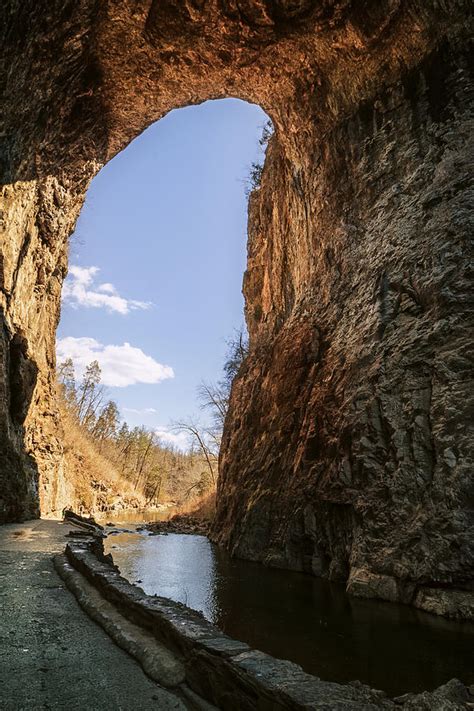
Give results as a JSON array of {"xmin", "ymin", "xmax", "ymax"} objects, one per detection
[{"xmin": 104, "ymin": 530, "xmax": 474, "ymax": 696}]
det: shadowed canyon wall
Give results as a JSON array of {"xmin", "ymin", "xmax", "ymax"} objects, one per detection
[{"xmin": 1, "ymin": 1, "xmax": 472, "ymax": 611}]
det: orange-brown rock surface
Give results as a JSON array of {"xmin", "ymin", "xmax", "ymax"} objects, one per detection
[{"xmin": 1, "ymin": 1, "xmax": 472, "ymax": 613}]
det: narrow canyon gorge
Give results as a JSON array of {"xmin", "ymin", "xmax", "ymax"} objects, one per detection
[{"xmin": 1, "ymin": 0, "xmax": 472, "ymax": 618}]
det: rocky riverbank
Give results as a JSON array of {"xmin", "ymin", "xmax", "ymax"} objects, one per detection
[{"xmin": 145, "ymin": 513, "xmax": 210, "ymax": 537}]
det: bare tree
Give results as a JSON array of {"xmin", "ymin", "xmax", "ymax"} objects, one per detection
[
  {"xmin": 197, "ymin": 380, "xmax": 228, "ymax": 428},
  {"xmin": 198, "ymin": 327, "xmax": 249, "ymax": 431},
  {"xmin": 172, "ymin": 420, "xmax": 217, "ymax": 486}
]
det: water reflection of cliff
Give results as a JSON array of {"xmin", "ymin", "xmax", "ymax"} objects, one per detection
[{"xmin": 106, "ymin": 533, "xmax": 474, "ymax": 696}]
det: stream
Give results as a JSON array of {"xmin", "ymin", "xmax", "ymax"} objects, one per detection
[{"xmin": 104, "ymin": 524, "xmax": 473, "ymax": 697}]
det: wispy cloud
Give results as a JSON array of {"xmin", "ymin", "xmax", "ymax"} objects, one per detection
[
  {"xmin": 123, "ymin": 407, "xmax": 158, "ymax": 415},
  {"xmin": 154, "ymin": 428, "xmax": 189, "ymax": 451},
  {"xmin": 62, "ymin": 266, "xmax": 151, "ymax": 315},
  {"xmin": 56, "ymin": 337, "xmax": 174, "ymax": 388}
]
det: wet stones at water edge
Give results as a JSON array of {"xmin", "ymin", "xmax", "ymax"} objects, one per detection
[{"xmin": 146, "ymin": 514, "xmax": 210, "ymax": 536}]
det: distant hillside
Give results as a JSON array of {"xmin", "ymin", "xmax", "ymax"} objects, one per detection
[{"xmin": 56, "ymin": 359, "xmax": 215, "ymax": 518}]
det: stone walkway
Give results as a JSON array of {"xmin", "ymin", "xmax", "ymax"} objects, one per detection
[{"xmin": 0, "ymin": 519, "xmax": 186, "ymax": 711}]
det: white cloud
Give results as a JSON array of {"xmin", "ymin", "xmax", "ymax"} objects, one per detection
[
  {"xmin": 56, "ymin": 337, "xmax": 174, "ymax": 388},
  {"xmin": 97, "ymin": 283, "xmax": 116, "ymax": 294},
  {"xmin": 123, "ymin": 407, "xmax": 158, "ymax": 415},
  {"xmin": 62, "ymin": 265, "xmax": 151, "ymax": 315},
  {"xmin": 154, "ymin": 428, "xmax": 190, "ymax": 451}
]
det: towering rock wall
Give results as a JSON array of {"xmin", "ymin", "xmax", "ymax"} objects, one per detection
[
  {"xmin": 215, "ymin": 38, "xmax": 474, "ymax": 612},
  {"xmin": 0, "ymin": 0, "xmax": 106, "ymax": 519},
  {"xmin": 1, "ymin": 1, "xmax": 472, "ymax": 611}
]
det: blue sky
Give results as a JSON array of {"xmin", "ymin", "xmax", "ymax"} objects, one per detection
[{"xmin": 57, "ymin": 99, "xmax": 267, "ymax": 446}]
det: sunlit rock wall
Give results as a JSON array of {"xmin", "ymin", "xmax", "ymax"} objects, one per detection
[
  {"xmin": 0, "ymin": 0, "xmax": 103, "ymax": 520},
  {"xmin": 1, "ymin": 1, "xmax": 472, "ymax": 613},
  {"xmin": 215, "ymin": 39, "xmax": 474, "ymax": 614}
]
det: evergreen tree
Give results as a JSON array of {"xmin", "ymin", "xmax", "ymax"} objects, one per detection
[
  {"xmin": 57, "ymin": 358, "xmax": 77, "ymax": 409},
  {"xmin": 76, "ymin": 360, "xmax": 103, "ymax": 430},
  {"xmin": 93, "ymin": 400, "xmax": 120, "ymax": 448}
]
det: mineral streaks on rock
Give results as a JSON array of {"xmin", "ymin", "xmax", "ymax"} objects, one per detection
[{"xmin": 1, "ymin": 1, "xmax": 472, "ymax": 612}]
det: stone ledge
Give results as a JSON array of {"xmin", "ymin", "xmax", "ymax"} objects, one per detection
[
  {"xmin": 346, "ymin": 567, "xmax": 474, "ymax": 620},
  {"xmin": 413, "ymin": 587, "xmax": 474, "ymax": 621},
  {"xmin": 63, "ymin": 538, "xmax": 472, "ymax": 710},
  {"xmin": 54, "ymin": 553, "xmax": 186, "ymax": 690}
]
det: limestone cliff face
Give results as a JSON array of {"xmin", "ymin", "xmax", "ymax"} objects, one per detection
[
  {"xmin": 215, "ymin": 44, "xmax": 474, "ymax": 612},
  {"xmin": 1, "ymin": 1, "xmax": 472, "ymax": 612}
]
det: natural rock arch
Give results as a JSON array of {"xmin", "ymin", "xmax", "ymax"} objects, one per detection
[{"xmin": 1, "ymin": 1, "xmax": 472, "ymax": 612}]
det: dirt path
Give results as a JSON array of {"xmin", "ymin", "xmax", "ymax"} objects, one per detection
[{"xmin": 0, "ymin": 519, "xmax": 186, "ymax": 711}]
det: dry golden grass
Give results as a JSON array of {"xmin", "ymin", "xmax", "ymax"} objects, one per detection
[
  {"xmin": 172, "ymin": 490, "xmax": 216, "ymax": 522},
  {"xmin": 60, "ymin": 402, "xmax": 147, "ymax": 515}
]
